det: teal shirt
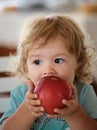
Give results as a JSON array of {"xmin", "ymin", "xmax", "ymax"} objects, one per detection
[{"xmin": 0, "ymin": 82, "xmax": 97, "ymax": 130}]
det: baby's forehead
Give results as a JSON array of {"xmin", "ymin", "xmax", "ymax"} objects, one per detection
[
  {"xmin": 29, "ymin": 35, "xmax": 70, "ymax": 48},
  {"xmin": 27, "ymin": 37, "xmax": 73, "ymax": 57}
]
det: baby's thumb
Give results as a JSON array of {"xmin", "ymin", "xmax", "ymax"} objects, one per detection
[{"xmin": 28, "ymin": 80, "xmax": 35, "ymax": 92}]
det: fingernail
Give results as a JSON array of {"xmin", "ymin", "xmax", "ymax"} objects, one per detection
[
  {"xmin": 62, "ymin": 99, "xmax": 66, "ymax": 104},
  {"xmin": 54, "ymin": 108, "xmax": 58, "ymax": 113},
  {"xmin": 41, "ymin": 107, "xmax": 44, "ymax": 111},
  {"xmin": 37, "ymin": 100, "xmax": 41, "ymax": 105},
  {"xmin": 35, "ymin": 94, "xmax": 37, "ymax": 98}
]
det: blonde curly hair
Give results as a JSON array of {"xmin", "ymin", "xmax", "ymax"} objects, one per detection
[{"xmin": 13, "ymin": 14, "xmax": 94, "ymax": 83}]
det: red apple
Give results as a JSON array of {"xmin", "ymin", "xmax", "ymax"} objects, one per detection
[{"xmin": 34, "ymin": 76, "xmax": 72, "ymax": 114}]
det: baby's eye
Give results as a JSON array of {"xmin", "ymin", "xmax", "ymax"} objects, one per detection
[
  {"xmin": 33, "ymin": 60, "xmax": 42, "ymax": 65},
  {"xmin": 54, "ymin": 58, "xmax": 64, "ymax": 64}
]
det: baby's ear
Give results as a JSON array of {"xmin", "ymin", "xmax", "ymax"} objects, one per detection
[{"xmin": 27, "ymin": 80, "xmax": 35, "ymax": 92}]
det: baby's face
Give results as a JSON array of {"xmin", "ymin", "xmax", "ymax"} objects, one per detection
[{"xmin": 27, "ymin": 37, "xmax": 77, "ymax": 86}]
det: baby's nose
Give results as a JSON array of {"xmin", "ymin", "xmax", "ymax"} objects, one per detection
[{"xmin": 42, "ymin": 66, "xmax": 56, "ymax": 76}]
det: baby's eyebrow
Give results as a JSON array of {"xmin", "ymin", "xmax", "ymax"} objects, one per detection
[
  {"xmin": 28, "ymin": 54, "xmax": 41, "ymax": 59},
  {"xmin": 54, "ymin": 53, "xmax": 70, "ymax": 57}
]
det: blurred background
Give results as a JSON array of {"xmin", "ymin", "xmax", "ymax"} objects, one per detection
[
  {"xmin": 0, "ymin": 0, "xmax": 97, "ymax": 47},
  {"xmin": 0, "ymin": 0, "xmax": 97, "ymax": 125},
  {"xmin": 0, "ymin": 0, "xmax": 97, "ymax": 46}
]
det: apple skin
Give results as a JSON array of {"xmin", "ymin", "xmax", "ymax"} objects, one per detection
[{"xmin": 34, "ymin": 76, "xmax": 72, "ymax": 114}]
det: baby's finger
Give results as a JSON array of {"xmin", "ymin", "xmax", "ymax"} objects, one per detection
[
  {"xmin": 71, "ymin": 84, "xmax": 78, "ymax": 101},
  {"xmin": 27, "ymin": 99, "xmax": 41, "ymax": 106},
  {"xmin": 68, "ymin": 83, "xmax": 78, "ymax": 100},
  {"xmin": 28, "ymin": 80, "xmax": 35, "ymax": 92},
  {"xmin": 29, "ymin": 106, "xmax": 44, "ymax": 113}
]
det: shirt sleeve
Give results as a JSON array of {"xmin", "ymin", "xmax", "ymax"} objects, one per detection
[
  {"xmin": 79, "ymin": 84, "xmax": 97, "ymax": 119},
  {"xmin": 0, "ymin": 84, "xmax": 28, "ymax": 125}
]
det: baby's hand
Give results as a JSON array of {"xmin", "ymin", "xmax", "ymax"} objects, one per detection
[
  {"xmin": 47, "ymin": 84, "xmax": 79, "ymax": 118},
  {"xmin": 24, "ymin": 80, "xmax": 44, "ymax": 119}
]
